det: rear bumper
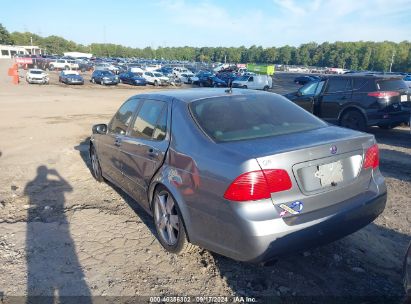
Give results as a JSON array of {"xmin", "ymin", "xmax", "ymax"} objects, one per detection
[
  {"xmin": 368, "ymin": 110, "xmax": 410, "ymax": 127},
  {"xmin": 206, "ymin": 184, "xmax": 387, "ymax": 263}
]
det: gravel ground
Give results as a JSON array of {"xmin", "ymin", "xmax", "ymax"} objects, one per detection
[{"xmin": 0, "ymin": 61, "xmax": 410, "ymax": 303}]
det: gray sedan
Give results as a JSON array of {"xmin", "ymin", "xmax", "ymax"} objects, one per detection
[{"xmin": 89, "ymin": 88, "xmax": 387, "ymax": 263}]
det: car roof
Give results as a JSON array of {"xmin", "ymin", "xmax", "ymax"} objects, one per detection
[{"xmin": 131, "ymin": 88, "xmax": 270, "ymax": 103}]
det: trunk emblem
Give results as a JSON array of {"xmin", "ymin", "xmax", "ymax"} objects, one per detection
[{"xmin": 330, "ymin": 145, "xmax": 337, "ymax": 154}]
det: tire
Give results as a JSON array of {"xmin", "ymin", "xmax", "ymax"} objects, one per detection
[
  {"xmin": 213, "ymin": 83, "xmax": 218, "ymax": 87},
  {"xmin": 152, "ymin": 186, "xmax": 197, "ymax": 254},
  {"xmin": 242, "ymin": 85, "xmax": 248, "ymax": 89},
  {"xmin": 119, "ymin": 78, "xmax": 123, "ymax": 83},
  {"xmin": 154, "ymin": 80, "xmax": 159, "ymax": 87},
  {"xmin": 49, "ymin": 65, "xmax": 55, "ymax": 71},
  {"xmin": 91, "ymin": 78, "xmax": 96, "ymax": 84},
  {"xmin": 199, "ymin": 82, "xmax": 203, "ymax": 87},
  {"xmin": 263, "ymin": 85, "xmax": 269, "ymax": 91},
  {"xmin": 90, "ymin": 145, "xmax": 103, "ymax": 182},
  {"xmin": 340, "ymin": 110, "xmax": 366, "ymax": 131},
  {"xmin": 64, "ymin": 65, "xmax": 70, "ymax": 70}
]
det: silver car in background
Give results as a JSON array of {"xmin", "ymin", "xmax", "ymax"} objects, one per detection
[{"xmin": 89, "ymin": 89, "xmax": 387, "ymax": 262}]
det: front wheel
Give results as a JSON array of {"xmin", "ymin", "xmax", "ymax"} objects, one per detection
[
  {"xmin": 340, "ymin": 110, "xmax": 366, "ymax": 131},
  {"xmin": 154, "ymin": 80, "xmax": 159, "ymax": 87},
  {"xmin": 90, "ymin": 145, "xmax": 103, "ymax": 182},
  {"xmin": 91, "ymin": 78, "xmax": 95, "ymax": 84},
  {"xmin": 378, "ymin": 125, "xmax": 394, "ymax": 130},
  {"xmin": 153, "ymin": 187, "xmax": 197, "ymax": 254}
]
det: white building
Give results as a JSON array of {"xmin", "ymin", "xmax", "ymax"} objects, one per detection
[
  {"xmin": 0, "ymin": 45, "xmax": 43, "ymax": 59},
  {"xmin": 63, "ymin": 52, "xmax": 93, "ymax": 59}
]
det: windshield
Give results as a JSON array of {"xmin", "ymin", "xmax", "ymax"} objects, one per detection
[
  {"xmin": 101, "ymin": 71, "xmax": 113, "ymax": 76},
  {"xmin": 190, "ymin": 95, "xmax": 326, "ymax": 142},
  {"xmin": 154, "ymin": 73, "xmax": 163, "ymax": 77},
  {"xmin": 30, "ymin": 70, "xmax": 43, "ymax": 74}
]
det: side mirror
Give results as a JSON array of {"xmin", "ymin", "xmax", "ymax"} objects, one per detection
[{"xmin": 92, "ymin": 123, "xmax": 107, "ymax": 135}]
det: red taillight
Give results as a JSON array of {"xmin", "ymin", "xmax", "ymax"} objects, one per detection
[
  {"xmin": 224, "ymin": 169, "xmax": 292, "ymax": 202},
  {"xmin": 367, "ymin": 91, "xmax": 399, "ymax": 98},
  {"xmin": 363, "ymin": 144, "xmax": 379, "ymax": 169}
]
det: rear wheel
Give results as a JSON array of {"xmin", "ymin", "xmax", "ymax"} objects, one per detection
[
  {"xmin": 242, "ymin": 85, "xmax": 248, "ymax": 89},
  {"xmin": 263, "ymin": 85, "xmax": 269, "ymax": 91},
  {"xmin": 154, "ymin": 80, "xmax": 159, "ymax": 87},
  {"xmin": 91, "ymin": 78, "xmax": 95, "ymax": 84},
  {"xmin": 153, "ymin": 187, "xmax": 196, "ymax": 254},
  {"xmin": 64, "ymin": 65, "xmax": 70, "ymax": 70},
  {"xmin": 340, "ymin": 110, "xmax": 366, "ymax": 131},
  {"xmin": 90, "ymin": 145, "xmax": 103, "ymax": 182}
]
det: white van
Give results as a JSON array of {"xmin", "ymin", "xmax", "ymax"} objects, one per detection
[{"xmin": 232, "ymin": 75, "xmax": 272, "ymax": 90}]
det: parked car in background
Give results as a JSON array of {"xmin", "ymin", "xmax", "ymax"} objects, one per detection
[
  {"xmin": 172, "ymin": 67, "xmax": 191, "ymax": 77},
  {"xmin": 179, "ymin": 73, "xmax": 199, "ymax": 84},
  {"xmin": 49, "ymin": 59, "xmax": 79, "ymax": 71},
  {"xmin": 91, "ymin": 70, "xmax": 119, "ymax": 85},
  {"xmin": 142, "ymin": 71, "xmax": 170, "ymax": 86},
  {"xmin": 294, "ymin": 75, "xmax": 321, "ymax": 85},
  {"xmin": 403, "ymin": 75, "xmax": 411, "ymax": 88},
  {"xmin": 119, "ymin": 71, "xmax": 147, "ymax": 86},
  {"xmin": 26, "ymin": 69, "xmax": 49, "ymax": 84},
  {"xmin": 89, "ymin": 88, "xmax": 386, "ymax": 262},
  {"xmin": 284, "ymin": 75, "xmax": 411, "ymax": 130},
  {"xmin": 232, "ymin": 74, "xmax": 272, "ymax": 90},
  {"xmin": 75, "ymin": 60, "xmax": 94, "ymax": 72},
  {"xmin": 94, "ymin": 63, "xmax": 120, "ymax": 74},
  {"xmin": 59, "ymin": 70, "xmax": 84, "ymax": 85},
  {"xmin": 196, "ymin": 75, "xmax": 227, "ymax": 87},
  {"xmin": 156, "ymin": 67, "xmax": 174, "ymax": 77}
]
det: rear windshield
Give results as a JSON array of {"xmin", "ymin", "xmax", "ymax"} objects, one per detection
[
  {"xmin": 377, "ymin": 79, "xmax": 408, "ymax": 91},
  {"xmin": 190, "ymin": 94, "xmax": 326, "ymax": 142}
]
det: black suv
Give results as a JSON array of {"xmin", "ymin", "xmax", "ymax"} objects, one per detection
[{"xmin": 284, "ymin": 75, "xmax": 411, "ymax": 130}]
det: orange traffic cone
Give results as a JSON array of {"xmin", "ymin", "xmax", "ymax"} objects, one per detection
[{"xmin": 12, "ymin": 75, "xmax": 19, "ymax": 84}]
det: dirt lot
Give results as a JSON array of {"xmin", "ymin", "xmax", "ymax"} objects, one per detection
[{"xmin": 0, "ymin": 60, "xmax": 410, "ymax": 303}]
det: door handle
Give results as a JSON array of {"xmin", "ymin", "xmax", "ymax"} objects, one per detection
[
  {"xmin": 114, "ymin": 137, "xmax": 122, "ymax": 147},
  {"xmin": 148, "ymin": 148, "xmax": 159, "ymax": 158}
]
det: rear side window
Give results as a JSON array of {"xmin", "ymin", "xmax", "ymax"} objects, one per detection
[
  {"xmin": 130, "ymin": 100, "xmax": 167, "ymax": 140},
  {"xmin": 108, "ymin": 98, "xmax": 140, "ymax": 135},
  {"xmin": 190, "ymin": 95, "xmax": 326, "ymax": 142},
  {"xmin": 377, "ymin": 79, "xmax": 408, "ymax": 91},
  {"xmin": 325, "ymin": 78, "xmax": 351, "ymax": 93}
]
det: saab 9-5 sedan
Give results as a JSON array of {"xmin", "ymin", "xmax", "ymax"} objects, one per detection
[{"xmin": 89, "ymin": 88, "xmax": 386, "ymax": 262}]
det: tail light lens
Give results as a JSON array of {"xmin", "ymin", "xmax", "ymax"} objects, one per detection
[
  {"xmin": 363, "ymin": 144, "xmax": 379, "ymax": 169},
  {"xmin": 224, "ymin": 169, "xmax": 292, "ymax": 202},
  {"xmin": 368, "ymin": 91, "xmax": 399, "ymax": 98}
]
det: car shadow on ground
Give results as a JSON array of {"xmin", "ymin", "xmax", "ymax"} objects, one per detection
[{"xmin": 75, "ymin": 138, "xmax": 409, "ymax": 302}]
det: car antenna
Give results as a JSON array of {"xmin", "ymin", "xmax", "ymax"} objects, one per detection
[{"xmin": 225, "ymin": 79, "xmax": 233, "ymax": 94}]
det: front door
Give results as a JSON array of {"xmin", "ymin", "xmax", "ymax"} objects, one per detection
[
  {"xmin": 320, "ymin": 78, "xmax": 352, "ymax": 124},
  {"xmin": 98, "ymin": 98, "xmax": 140, "ymax": 185}
]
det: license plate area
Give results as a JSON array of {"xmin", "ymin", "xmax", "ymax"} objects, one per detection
[{"xmin": 315, "ymin": 160, "xmax": 344, "ymax": 187}]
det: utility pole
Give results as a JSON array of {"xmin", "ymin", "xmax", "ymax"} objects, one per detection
[{"xmin": 389, "ymin": 49, "xmax": 395, "ymax": 72}]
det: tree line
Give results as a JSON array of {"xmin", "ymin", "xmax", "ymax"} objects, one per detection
[{"xmin": 1, "ymin": 24, "xmax": 410, "ymax": 72}]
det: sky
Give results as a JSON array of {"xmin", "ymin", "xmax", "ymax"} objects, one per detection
[{"xmin": 1, "ymin": 0, "xmax": 411, "ymax": 48}]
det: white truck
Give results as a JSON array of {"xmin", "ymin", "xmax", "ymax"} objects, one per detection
[{"xmin": 232, "ymin": 75, "xmax": 272, "ymax": 90}]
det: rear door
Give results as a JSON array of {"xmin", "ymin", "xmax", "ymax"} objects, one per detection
[
  {"xmin": 119, "ymin": 98, "xmax": 170, "ymax": 209},
  {"xmin": 98, "ymin": 98, "xmax": 140, "ymax": 185},
  {"xmin": 320, "ymin": 77, "xmax": 352, "ymax": 124}
]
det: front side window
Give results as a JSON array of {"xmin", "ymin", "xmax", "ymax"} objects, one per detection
[
  {"xmin": 190, "ymin": 95, "xmax": 326, "ymax": 142},
  {"xmin": 108, "ymin": 98, "xmax": 140, "ymax": 135},
  {"xmin": 130, "ymin": 100, "xmax": 167, "ymax": 140},
  {"xmin": 299, "ymin": 81, "xmax": 318, "ymax": 96}
]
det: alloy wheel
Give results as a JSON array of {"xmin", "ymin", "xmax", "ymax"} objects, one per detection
[{"xmin": 154, "ymin": 191, "xmax": 180, "ymax": 246}]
